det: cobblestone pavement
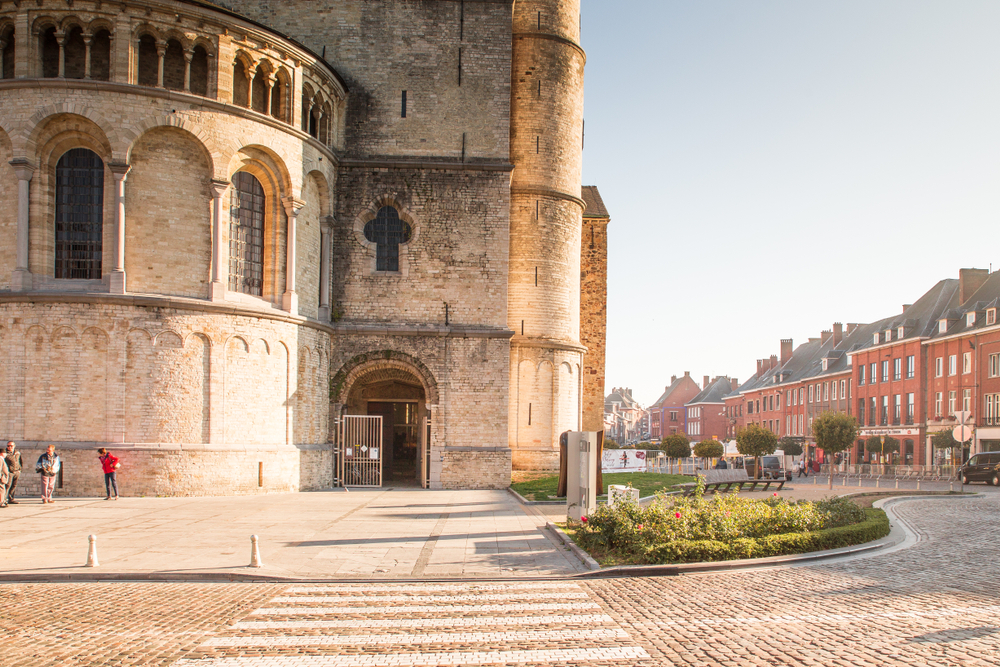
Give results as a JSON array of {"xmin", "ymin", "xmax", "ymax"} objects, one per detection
[{"xmin": 2, "ymin": 495, "xmax": 999, "ymax": 666}]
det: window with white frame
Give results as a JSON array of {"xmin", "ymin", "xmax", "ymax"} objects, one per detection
[
  {"xmin": 873, "ymin": 333, "xmax": 880, "ymax": 345},
  {"xmin": 897, "ymin": 326, "xmax": 904, "ymax": 339},
  {"xmin": 948, "ymin": 390, "xmax": 957, "ymax": 414},
  {"xmin": 963, "ymin": 388, "xmax": 971, "ymax": 412},
  {"xmin": 893, "ymin": 394, "xmax": 901, "ymax": 424},
  {"xmin": 935, "ymin": 357, "xmax": 943, "ymax": 377},
  {"xmin": 786, "ymin": 415, "xmax": 791, "ymax": 434},
  {"xmin": 840, "ymin": 379, "xmax": 846, "ymax": 399},
  {"xmin": 986, "ymin": 393, "xmax": 1000, "ymax": 425},
  {"xmin": 988, "ymin": 309, "xmax": 996, "ymax": 326},
  {"xmin": 963, "ymin": 352, "xmax": 972, "ymax": 374},
  {"xmin": 906, "ymin": 393, "xmax": 914, "ymax": 422},
  {"xmin": 893, "ymin": 358, "xmax": 901, "ymax": 381},
  {"xmin": 949, "ymin": 355, "xmax": 957, "ymax": 376},
  {"xmin": 809, "ymin": 385, "xmax": 814, "ymax": 403},
  {"xmin": 859, "ymin": 365, "xmax": 865, "ymax": 385},
  {"xmin": 990, "ymin": 353, "xmax": 1000, "ymax": 378},
  {"xmin": 967, "ymin": 312, "xmax": 976, "ymax": 327},
  {"xmin": 907, "ymin": 355, "xmax": 914, "ymax": 379},
  {"xmin": 799, "ymin": 414, "xmax": 804, "ymax": 434},
  {"xmin": 935, "ymin": 392, "xmax": 943, "ymax": 417},
  {"xmin": 939, "ymin": 319, "xmax": 948, "ymax": 334},
  {"xmin": 870, "ymin": 362, "xmax": 877, "ymax": 383},
  {"xmin": 831, "ymin": 381, "xmax": 837, "ymax": 401},
  {"xmin": 823, "ymin": 382, "xmax": 829, "ymax": 402},
  {"xmin": 881, "ymin": 360, "xmax": 889, "ymax": 382},
  {"xmin": 786, "ymin": 389, "xmax": 791, "ymax": 404},
  {"xmin": 798, "ymin": 387, "xmax": 804, "ymax": 404}
]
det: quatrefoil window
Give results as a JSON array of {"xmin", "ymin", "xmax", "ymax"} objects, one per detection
[{"xmin": 363, "ymin": 206, "xmax": 412, "ymax": 272}]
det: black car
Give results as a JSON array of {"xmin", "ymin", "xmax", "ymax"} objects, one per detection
[
  {"xmin": 959, "ymin": 452, "xmax": 1000, "ymax": 486},
  {"xmin": 759, "ymin": 455, "xmax": 792, "ymax": 481}
]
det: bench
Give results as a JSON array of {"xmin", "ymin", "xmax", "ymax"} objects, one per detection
[{"xmin": 676, "ymin": 468, "xmax": 787, "ymax": 496}]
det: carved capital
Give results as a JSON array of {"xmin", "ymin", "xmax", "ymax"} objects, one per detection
[
  {"xmin": 9, "ymin": 158, "xmax": 36, "ymax": 182},
  {"xmin": 209, "ymin": 179, "xmax": 230, "ymax": 198},
  {"xmin": 282, "ymin": 196, "xmax": 306, "ymax": 218}
]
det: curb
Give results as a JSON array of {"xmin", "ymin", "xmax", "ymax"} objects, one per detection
[{"xmin": 545, "ymin": 521, "xmax": 601, "ymax": 571}]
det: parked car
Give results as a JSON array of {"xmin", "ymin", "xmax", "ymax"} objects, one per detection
[
  {"xmin": 759, "ymin": 455, "xmax": 792, "ymax": 481},
  {"xmin": 958, "ymin": 452, "xmax": 1000, "ymax": 486}
]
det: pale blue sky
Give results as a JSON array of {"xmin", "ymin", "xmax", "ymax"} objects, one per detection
[{"xmin": 580, "ymin": 0, "xmax": 1000, "ymax": 406}]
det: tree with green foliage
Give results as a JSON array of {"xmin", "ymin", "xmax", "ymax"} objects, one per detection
[
  {"xmin": 812, "ymin": 412, "xmax": 859, "ymax": 489},
  {"xmin": 660, "ymin": 433, "xmax": 691, "ymax": 473},
  {"xmin": 603, "ymin": 437, "xmax": 619, "ymax": 450},
  {"xmin": 778, "ymin": 436, "xmax": 803, "ymax": 457},
  {"xmin": 736, "ymin": 424, "xmax": 777, "ymax": 479},
  {"xmin": 931, "ymin": 429, "xmax": 960, "ymax": 466},
  {"xmin": 864, "ymin": 435, "xmax": 900, "ymax": 474},
  {"xmin": 693, "ymin": 439, "xmax": 725, "ymax": 459}
]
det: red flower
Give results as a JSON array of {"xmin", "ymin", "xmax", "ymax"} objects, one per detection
[
  {"xmin": 773, "ymin": 492, "xmax": 778, "ymax": 497},
  {"xmin": 674, "ymin": 511, "xmax": 681, "ymax": 519},
  {"xmin": 637, "ymin": 524, "xmax": 644, "ymax": 530},
  {"xmin": 580, "ymin": 516, "xmax": 588, "ymax": 523}
]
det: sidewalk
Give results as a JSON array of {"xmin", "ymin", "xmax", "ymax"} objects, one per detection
[{"xmin": 0, "ymin": 489, "xmax": 584, "ymax": 580}]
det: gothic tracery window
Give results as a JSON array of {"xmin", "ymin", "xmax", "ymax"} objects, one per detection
[
  {"xmin": 229, "ymin": 171, "xmax": 265, "ymax": 296},
  {"xmin": 55, "ymin": 148, "xmax": 104, "ymax": 280},
  {"xmin": 364, "ymin": 206, "xmax": 411, "ymax": 272}
]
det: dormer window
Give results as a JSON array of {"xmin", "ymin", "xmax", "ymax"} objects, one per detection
[
  {"xmin": 897, "ymin": 326, "xmax": 904, "ymax": 339},
  {"xmin": 967, "ymin": 312, "xmax": 976, "ymax": 327},
  {"xmin": 821, "ymin": 359, "xmax": 829, "ymax": 371},
  {"xmin": 884, "ymin": 330, "xmax": 892, "ymax": 342},
  {"xmin": 873, "ymin": 333, "xmax": 880, "ymax": 345},
  {"xmin": 939, "ymin": 319, "xmax": 948, "ymax": 334},
  {"xmin": 988, "ymin": 309, "xmax": 997, "ymax": 326}
]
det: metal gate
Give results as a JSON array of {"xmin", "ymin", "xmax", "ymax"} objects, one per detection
[{"xmin": 336, "ymin": 415, "xmax": 383, "ymax": 487}]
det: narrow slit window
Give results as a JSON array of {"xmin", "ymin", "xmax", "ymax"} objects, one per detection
[{"xmin": 401, "ymin": 90, "xmax": 407, "ymax": 118}]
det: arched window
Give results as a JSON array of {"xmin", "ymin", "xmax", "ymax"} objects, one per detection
[
  {"xmin": 251, "ymin": 65, "xmax": 268, "ymax": 113},
  {"xmin": 270, "ymin": 71, "xmax": 287, "ymax": 122},
  {"xmin": 364, "ymin": 206, "xmax": 411, "ymax": 272},
  {"xmin": 163, "ymin": 39, "xmax": 185, "ymax": 90},
  {"xmin": 137, "ymin": 34, "xmax": 158, "ymax": 86},
  {"xmin": 90, "ymin": 29, "xmax": 111, "ymax": 81},
  {"xmin": 229, "ymin": 172, "xmax": 265, "ymax": 296},
  {"xmin": 232, "ymin": 60, "xmax": 250, "ymax": 107},
  {"xmin": 189, "ymin": 45, "xmax": 209, "ymax": 96},
  {"xmin": 1, "ymin": 26, "xmax": 15, "ymax": 80},
  {"xmin": 64, "ymin": 26, "xmax": 86, "ymax": 79},
  {"xmin": 55, "ymin": 148, "xmax": 104, "ymax": 280},
  {"xmin": 40, "ymin": 27, "xmax": 59, "ymax": 78}
]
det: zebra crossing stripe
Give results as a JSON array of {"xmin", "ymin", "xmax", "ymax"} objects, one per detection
[
  {"xmin": 174, "ymin": 647, "xmax": 652, "ymax": 666},
  {"xmin": 202, "ymin": 628, "xmax": 631, "ymax": 647},
  {"xmin": 233, "ymin": 613, "xmax": 617, "ymax": 630},
  {"xmin": 250, "ymin": 602, "xmax": 597, "ymax": 615},
  {"xmin": 271, "ymin": 592, "xmax": 592, "ymax": 603},
  {"xmin": 285, "ymin": 583, "xmax": 583, "ymax": 593}
]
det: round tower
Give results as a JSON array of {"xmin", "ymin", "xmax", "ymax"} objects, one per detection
[{"xmin": 509, "ymin": 0, "xmax": 587, "ymax": 471}]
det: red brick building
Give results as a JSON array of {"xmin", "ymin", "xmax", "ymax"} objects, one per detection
[
  {"xmin": 684, "ymin": 376, "xmax": 737, "ymax": 442},
  {"xmin": 648, "ymin": 372, "xmax": 702, "ymax": 440}
]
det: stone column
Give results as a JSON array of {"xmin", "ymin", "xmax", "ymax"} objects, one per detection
[
  {"xmin": 0, "ymin": 37, "xmax": 6, "ymax": 78},
  {"xmin": 10, "ymin": 158, "xmax": 34, "ymax": 291},
  {"xmin": 209, "ymin": 180, "xmax": 230, "ymax": 301},
  {"xmin": 109, "ymin": 163, "xmax": 131, "ymax": 294},
  {"xmin": 318, "ymin": 216, "xmax": 333, "ymax": 321},
  {"xmin": 56, "ymin": 31, "xmax": 66, "ymax": 77},
  {"xmin": 281, "ymin": 197, "xmax": 305, "ymax": 314},
  {"xmin": 264, "ymin": 74, "xmax": 274, "ymax": 116},
  {"xmin": 156, "ymin": 41, "xmax": 166, "ymax": 87},
  {"xmin": 183, "ymin": 48, "xmax": 193, "ymax": 91},
  {"xmin": 83, "ymin": 33, "xmax": 92, "ymax": 79}
]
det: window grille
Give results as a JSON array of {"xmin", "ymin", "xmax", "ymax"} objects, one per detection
[
  {"xmin": 229, "ymin": 171, "xmax": 265, "ymax": 296},
  {"xmin": 55, "ymin": 148, "xmax": 104, "ymax": 279},
  {"xmin": 364, "ymin": 206, "xmax": 412, "ymax": 272}
]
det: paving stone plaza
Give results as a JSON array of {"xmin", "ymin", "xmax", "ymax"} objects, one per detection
[{"xmin": 1, "ymin": 488, "xmax": 999, "ymax": 666}]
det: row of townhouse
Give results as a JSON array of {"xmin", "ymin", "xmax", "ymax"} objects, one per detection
[
  {"xmin": 604, "ymin": 387, "xmax": 646, "ymax": 445},
  {"xmin": 647, "ymin": 372, "xmax": 737, "ymax": 443},
  {"xmin": 719, "ymin": 268, "xmax": 1000, "ymax": 466}
]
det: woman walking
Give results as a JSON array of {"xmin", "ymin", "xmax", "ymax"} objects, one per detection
[{"xmin": 98, "ymin": 448, "xmax": 120, "ymax": 500}]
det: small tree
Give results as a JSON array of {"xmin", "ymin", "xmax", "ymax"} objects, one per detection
[
  {"xmin": 693, "ymin": 439, "xmax": 724, "ymax": 468},
  {"xmin": 777, "ymin": 436, "xmax": 803, "ymax": 458},
  {"xmin": 603, "ymin": 437, "xmax": 620, "ymax": 450},
  {"xmin": 736, "ymin": 424, "xmax": 777, "ymax": 479},
  {"xmin": 931, "ymin": 429, "xmax": 960, "ymax": 465},
  {"xmin": 660, "ymin": 433, "xmax": 692, "ymax": 473},
  {"xmin": 812, "ymin": 412, "xmax": 858, "ymax": 489},
  {"xmin": 865, "ymin": 435, "xmax": 900, "ymax": 473}
]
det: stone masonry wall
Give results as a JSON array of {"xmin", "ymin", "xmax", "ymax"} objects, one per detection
[
  {"xmin": 581, "ymin": 215, "xmax": 609, "ymax": 432},
  {"xmin": 0, "ymin": 298, "xmax": 332, "ymax": 496}
]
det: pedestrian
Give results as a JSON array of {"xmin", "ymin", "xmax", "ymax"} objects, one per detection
[
  {"xmin": 798, "ymin": 458, "xmax": 808, "ymax": 477},
  {"xmin": 793, "ymin": 459, "xmax": 801, "ymax": 477},
  {"xmin": 35, "ymin": 444, "xmax": 61, "ymax": 504},
  {"xmin": 98, "ymin": 448, "xmax": 120, "ymax": 500},
  {"xmin": 4, "ymin": 442, "xmax": 22, "ymax": 504},
  {"xmin": 0, "ymin": 448, "xmax": 8, "ymax": 508}
]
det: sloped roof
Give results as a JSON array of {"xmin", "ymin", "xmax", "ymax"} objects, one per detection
[
  {"xmin": 687, "ymin": 376, "xmax": 735, "ymax": 405},
  {"xmin": 582, "ymin": 186, "xmax": 610, "ymax": 219},
  {"xmin": 605, "ymin": 388, "xmax": 640, "ymax": 411},
  {"xmin": 650, "ymin": 374, "xmax": 701, "ymax": 408},
  {"xmin": 929, "ymin": 272, "xmax": 1000, "ymax": 339}
]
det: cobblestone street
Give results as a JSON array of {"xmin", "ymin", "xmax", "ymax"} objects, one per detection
[{"xmin": 2, "ymin": 494, "xmax": 999, "ymax": 666}]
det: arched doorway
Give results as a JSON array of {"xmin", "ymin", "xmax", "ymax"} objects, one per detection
[{"xmin": 342, "ymin": 365, "xmax": 428, "ymax": 486}]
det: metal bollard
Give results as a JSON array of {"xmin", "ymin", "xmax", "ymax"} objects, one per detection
[
  {"xmin": 895, "ymin": 479, "xmax": 899, "ymax": 489},
  {"xmin": 843, "ymin": 475, "xmax": 847, "ymax": 487},
  {"xmin": 917, "ymin": 480, "xmax": 921, "ymax": 490},
  {"xmin": 250, "ymin": 535, "xmax": 263, "ymax": 568},
  {"xmin": 876, "ymin": 477, "xmax": 880, "ymax": 488},
  {"xmin": 813, "ymin": 475, "xmax": 817, "ymax": 485},
  {"xmin": 858, "ymin": 477, "xmax": 862, "ymax": 487},
  {"xmin": 950, "ymin": 482, "xmax": 954, "ymax": 493},
  {"xmin": 86, "ymin": 534, "xmax": 99, "ymax": 567}
]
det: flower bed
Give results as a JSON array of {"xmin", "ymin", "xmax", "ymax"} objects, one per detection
[{"xmin": 573, "ymin": 481, "xmax": 890, "ymax": 565}]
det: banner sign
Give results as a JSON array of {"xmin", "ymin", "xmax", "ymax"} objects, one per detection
[{"xmin": 602, "ymin": 449, "xmax": 647, "ymax": 472}]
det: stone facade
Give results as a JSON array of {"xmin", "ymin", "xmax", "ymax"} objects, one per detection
[{"xmin": 0, "ymin": 0, "xmax": 606, "ymax": 495}]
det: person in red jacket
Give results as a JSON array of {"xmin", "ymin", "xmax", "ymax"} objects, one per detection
[{"xmin": 97, "ymin": 448, "xmax": 120, "ymax": 500}]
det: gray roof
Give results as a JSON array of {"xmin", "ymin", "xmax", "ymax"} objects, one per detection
[
  {"xmin": 687, "ymin": 377, "xmax": 735, "ymax": 405},
  {"xmin": 928, "ymin": 272, "xmax": 1000, "ymax": 339},
  {"xmin": 581, "ymin": 186, "xmax": 610, "ymax": 219},
  {"xmin": 605, "ymin": 388, "xmax": 640, "ymax": 411}
]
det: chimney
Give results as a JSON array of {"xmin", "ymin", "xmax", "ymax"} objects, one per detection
[
  {"xmin": 757, "ymin": 359, "xmax": 763, "ymax": 376},
  {"xmin": 960, "ymin": 268, "xmax": 989, "ymax": 304},
  {"xmin": 820, "ymin": 330, "xmax": 832, "ymax": 345},
  {"xmin": 684, "ymin": 370, "xmax": 690, "ymax": 378},
  {"xmin": 731, "ymin": 378, "xmax": 739, "ymax": 390},
  {"xmin": 901, "ymin": 304, "xmax": 911, "ymax": 314},
  {"xmin": 833, "ymin": 322, "xmax": 843, "ymax": 346},
  {"xmin": 703, "ymin": 375, "xmax": 710, "ymax": 389},
  {"xmin": 847, "ymin": 323, "xmax": 859, "ymax": 334},
  {"xmin": 769, "ymin": 354, "xmax": 777, "ymax": 370},
  {"xmin": 780, "ymin": 339, "xmax": 793, "ymax": 366}
]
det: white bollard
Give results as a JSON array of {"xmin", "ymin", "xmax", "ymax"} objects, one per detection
[
  {"xmin": 843, "ymin": 475, "xmax": 847, "ymax": 487},
  {"xmin": 858, "ymin": 477, "xmax": 862, "ymax": 487},
  {"xmin": 250, "ymin": 535, "xmax": 263, "ymax": 568},
  {"xmin": 876, "ymin": 477, "xmax": 880, "ymax": 488},
  {"xmin": 950, "ymin": 482, "xmax": 954, "ymax": 493},
  {"xmin": 916, "ymin": 480, "xmax": 921, "ymax": 490},
  {"xmin": 86, "ymin": 534, "xmax": 99, "ymax": 567},
  {"xmin": 895, "ymin": 479, "xmax": 899, "ymax": 489}
]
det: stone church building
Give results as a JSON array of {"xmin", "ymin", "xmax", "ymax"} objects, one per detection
[{"xmin": 0, "ymin": 0, "xmax": 608, "ymax": 495}]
